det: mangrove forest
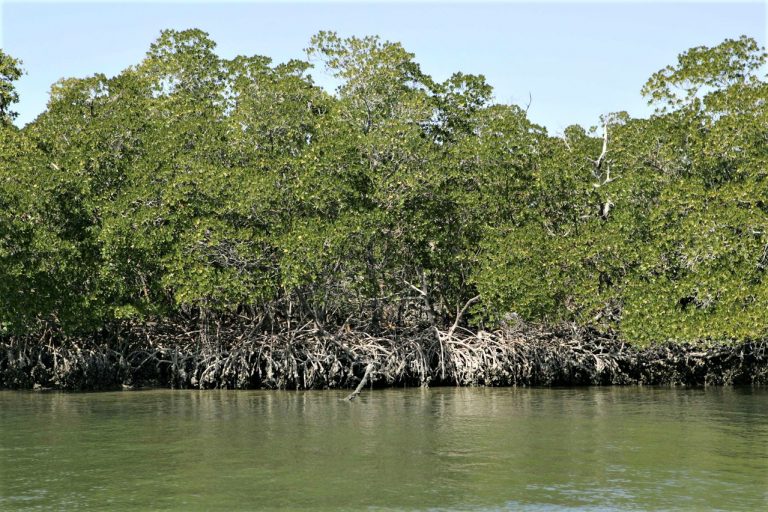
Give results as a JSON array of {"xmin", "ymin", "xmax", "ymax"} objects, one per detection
[{"xmin": 1, "ymin": 31, "xmax": 767, "ymax": 390}]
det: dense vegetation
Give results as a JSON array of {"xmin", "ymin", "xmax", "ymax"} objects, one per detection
[{"xmin": 1, "ymin": 31, "xmax": 767, "ymax": 382}]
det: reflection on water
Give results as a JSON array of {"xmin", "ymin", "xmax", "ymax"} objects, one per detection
[{"xmin": 1, "ymin": 387, "xmax": 767, "ymax": 511}]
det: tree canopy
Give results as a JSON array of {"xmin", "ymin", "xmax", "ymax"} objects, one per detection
[{"xmin": 1, "ymin": 30, "xmax": 766, "ymax": 345}]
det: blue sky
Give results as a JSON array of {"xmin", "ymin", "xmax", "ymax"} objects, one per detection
[{"xmin": 1, "ymin": 1, "xmax": 765, "ymax": 133}]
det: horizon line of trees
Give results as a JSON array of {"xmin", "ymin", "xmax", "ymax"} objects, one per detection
[{"xmin": 1, "ymin": 31, "xmax": 767, "ymax": 345}]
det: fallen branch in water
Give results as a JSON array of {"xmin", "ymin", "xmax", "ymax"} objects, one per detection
[{"xmin": 345, "ymin": 362, "xmax": 375, "ymax": 401}]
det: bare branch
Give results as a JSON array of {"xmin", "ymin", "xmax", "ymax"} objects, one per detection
[
  {"xmin": 345, "ymin": 362, "xmax": 375, "ymax": 400},
  {"xmin": 448, "ymin": 295, "xmax": 481, "ymax": 338},
  {"xmin": 404, "ymin": 280, "xmax": 426, "ymax": 296},
  {"xmin": 592, "ymin": 122, "xmax": 609, "ymax": 180}
]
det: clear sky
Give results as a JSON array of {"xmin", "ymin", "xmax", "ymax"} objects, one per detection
[{"xmin": 1, "ymin": 1, "xmax": 766, "ymax": 133}]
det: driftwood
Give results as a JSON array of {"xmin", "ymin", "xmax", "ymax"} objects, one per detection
[
  {"xmin": 2, "ymin": 321, "xmax": 768, "ymax": 391},
  {"xmin": 344, "ymin": 363, "xmax": 375, "ymax": 401}
]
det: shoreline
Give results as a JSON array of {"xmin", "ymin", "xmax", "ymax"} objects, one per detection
[{"xmin": 2, "ymin": 324, "xmax": 767, "ymax": 391}]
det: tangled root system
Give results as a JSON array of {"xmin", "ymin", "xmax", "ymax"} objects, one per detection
[{"xmin": 2, "ymin": 322, "xmax": 767, "ymax": 391}]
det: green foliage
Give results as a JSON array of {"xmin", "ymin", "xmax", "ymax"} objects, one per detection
[
  {"xmin": 0, "ymin": 49, "xmax": 23, "ymax": 124},
  {"xmin": 1, "ymin": 34, "xmax": 766, "ymax": 345},
  {"xmin": 642, "ymin": 35, "xmax": 766, "ymax": 112},
  {"xmin": 475, "ymin": 36, "xmax": 768, "ymax": 343}
]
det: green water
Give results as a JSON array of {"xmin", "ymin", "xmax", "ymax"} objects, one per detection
[{"xmin": 1, "ymin": 388, "xmax": 767, "ymax": 511}]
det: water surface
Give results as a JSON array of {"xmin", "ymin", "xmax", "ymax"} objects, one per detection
[{"xmin": 1, "ymin": 387, "xmax": 767, "ymax": 510}]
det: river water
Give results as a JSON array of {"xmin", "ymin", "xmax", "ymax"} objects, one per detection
[{"xmin": 1, "ymin": 387, "xmax": 767, "ymax": 511}]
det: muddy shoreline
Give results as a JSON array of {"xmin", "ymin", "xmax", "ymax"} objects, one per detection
[{"xmin": 2, "ymin": 324, "xmax": 767, "ymax": 391}]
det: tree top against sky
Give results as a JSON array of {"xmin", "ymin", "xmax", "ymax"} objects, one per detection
[{"xmin": 1, "ymin": 1, "xmax": 765, "ymax": 131}]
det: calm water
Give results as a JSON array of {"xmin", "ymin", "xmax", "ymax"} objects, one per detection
[{"xmin": 1, "ymin": 387, "xmax": 767, "ymax": 511}]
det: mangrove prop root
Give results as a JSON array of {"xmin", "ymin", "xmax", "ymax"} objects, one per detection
[{"xmin": 2, "ymin": 322, "xmax": 768, "ymax": 391}]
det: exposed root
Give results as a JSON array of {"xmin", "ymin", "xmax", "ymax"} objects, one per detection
[{"xmin": 2, "ymin": 322, "xmax": 768, "ymax": 390}]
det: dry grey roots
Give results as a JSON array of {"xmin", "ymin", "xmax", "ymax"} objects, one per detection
[{"xmin": 2, "ymin": 323, "xmax": 768, "ymax": 390}]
